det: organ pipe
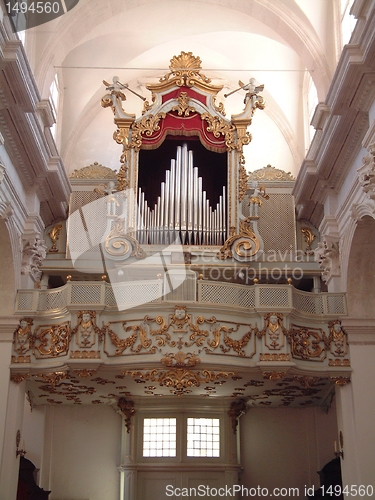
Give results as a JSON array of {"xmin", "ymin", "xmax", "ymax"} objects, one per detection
[{"xmin": 137, "ymin": 144, "xmax": 226, "ymax": 245}]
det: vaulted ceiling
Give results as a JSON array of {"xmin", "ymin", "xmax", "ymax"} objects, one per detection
[{"xmin": 23, "ymin": 0, "xmax": 342, "ymax": 178}]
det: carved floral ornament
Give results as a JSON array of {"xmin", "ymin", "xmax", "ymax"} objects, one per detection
[
  {"xmin": 12, "ymin": 310, "xmax": 350, "ymax": 373},
  {"xmin": 21, "ymin": 238, "xmax": 47, "ymax": 282},
  {"xmin": 314, "ymin": 239, "xmax": 340, "ymax": 283},
  {"xmin": 10, "ymin": 312, "xmax": 350, "ymax": 407},
  {"xmin": 357, "ymin": 142, "xmax": 375, "ymax": 200}
]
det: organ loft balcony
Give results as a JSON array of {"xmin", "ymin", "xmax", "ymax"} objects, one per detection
[{"xmin": 12, "ymin": 52, "xmax": 350, "ymax": 410}]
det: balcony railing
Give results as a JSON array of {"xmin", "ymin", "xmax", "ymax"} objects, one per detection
[{"xmin": 15, "ymin": 280, "xmax": 347, "ymax": 317}]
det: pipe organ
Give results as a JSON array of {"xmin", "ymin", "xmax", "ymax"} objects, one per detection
[{"xmin": 137, "ymin": 143, "xmax": 226, "ymax": 246}]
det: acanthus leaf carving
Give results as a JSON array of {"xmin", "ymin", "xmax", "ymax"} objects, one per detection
[
  {"xmin": 314, "ymin": 239, "xmax": 340, "ymax": 283},
  {"xmin": 21, "ymin": 238, "xmax": 47, "ymax": 282}
]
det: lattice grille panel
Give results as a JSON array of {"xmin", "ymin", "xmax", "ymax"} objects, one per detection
[
  {"xmin": 292, "ymin": 290, "xmax": 324, "ymax": 315},
  {"xmin": 70, "ymin": 284, "xmax": 102, "ymax": 304},
  {"xmin": 258, "ymin": 287, "xmax": 290, "ymax": 307},
  {"xmin": 37, "ymin": 289, "xmax": 67, "ymax": 311},
  {"xmin": 16, "ymin": 291, "xmax": 34, "ymax": 311},
  {"xmin": 69, "ymin": 191, "xmax": 103, "ymax": 215},
  {"xmin": 242, "ymin": 193, "xmax": 296, "ymax": 253},
  {"xmin": 111, "ymin": 281, "xmax": 162, "ymax": 308},
  {"xmin": 199, "ymin": 282, "xmax": 256, "ymax": 308},
  {"xmin": 164, "ymin": 270, "xmax": 196, "ymax": 302},
  {"xmin": 325, "ymin": 294, "xmax": 346, "ymax": 315}
]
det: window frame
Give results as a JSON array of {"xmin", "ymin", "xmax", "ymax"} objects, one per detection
[{"xmin": 137, "ymin": 411, "xmax": 225, "ymax": 464}]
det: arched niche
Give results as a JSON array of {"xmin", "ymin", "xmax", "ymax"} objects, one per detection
[{"xmin": 346, "ymin": 215, "xmax": 375, "ymax": 319}]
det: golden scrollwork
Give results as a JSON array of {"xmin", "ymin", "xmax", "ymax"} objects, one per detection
[
  {"xmin": 103, "ymin": 318, "xmax": 156, "ymax": 356},
  {"xmin": 212, "ymin": 96, "xmax": 226, "ymax": 116},
  {"xmin": 218, "ymin": 217, "xmax": 260, "ymax": 260},
  {"xmin": 35, "ymin": 371, "xmax": 67, "ymax": 385},
  {"xmin": 117, "ymin": 397, "xmax": 135, "ymax": 433},
  {"xmin": 262, "ymin": 371, "xmax": 287, "ymax": 380},
  {"xmin": 161, "ymin": 351, "xmax": 200, "ymax": 368},
  {"xmin": 248, "ymin": 164, "xmax": 295, "ymax": 182},
  {"xmin": 48, "ymin": 224, "xmax": 62, "ymax": 252},
  {"xmin": 125, "ymin": 368, "xmax": 235, "ymax": 395},
  {"xmin": 239, "ymin": 163, "xmax": 248, "ymax": 202},
  {"xmin": 221, "ymin": 328, "xmax": 252, "ymax": 356},
  {"xmin": 129, "ymin": 112, "xmax": 166, "ymax": 151},
  {"xmin": 172, "ymin": 92, "xmax": 196, "ymax": 116},
  {"xmin": 69, "ymin": 162, "xmax": 117, "ymax": 180},
  {"xmin": 331, "ymin": 377, "xmax": 351, "ymax": 386},
  {"xmin": 287, "ymin": 324, "xmax": 329, "ymax": 361},
  {"xmin": 301, "ymin": 227, "xmax": 315, "ymax": 254},
  {"xmin": 33, "ymin": 322, "xmax": 71, "ymax": 358},
  {"xmin": 11, "ymin": 373, "xmax": 30, "ymax": 383},
  {"xmin": 228, "ymin": 399, "xmax": 248, "ymax": 433},
  {"xmin": 293, "ymin": 376, "xmax": 322, "ymax": 388},
  {"xmin": 104, "ymin": 218, "xmax": 146, "ymax": 260},
  {"xmin": 201, "ymin": 112, "xmax": 235, "ymax": 148}
]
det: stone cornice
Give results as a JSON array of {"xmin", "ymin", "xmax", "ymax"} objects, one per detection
[
  {"xmin": 293, "ymin": 5, "xmax": 375, "ymax": 224},
  {"xmin": 0, "ymin": 18, "xmax": 71, "ymax": 225},
  {"xmin": 341, "ymin": 317, "xmax": 375, "ymax": 344},
  {"xmin": 0, "ymin": 316, "xmax": 19, "ymax": 342}
]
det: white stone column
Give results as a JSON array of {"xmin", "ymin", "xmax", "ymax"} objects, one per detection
[
  {"xmin": 336, "ymin": 321, "xmax": 375, "ymax": 493},
  {"xmin": 0, "ymin": 317, "xmax": 26, "ymax": 500}
]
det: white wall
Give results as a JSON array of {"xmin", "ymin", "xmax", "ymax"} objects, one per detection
[
  {"xmin": 240, "ymin": 404, "xmax": 338, "ymax": 498},
  {"xmin": 41, "ymin": 405, "xmax": 122, "ymax": 500}
]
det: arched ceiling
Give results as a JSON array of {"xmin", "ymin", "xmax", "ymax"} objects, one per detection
[{"xmin": 25, "ymin": 0, "xmax": 339, "ymax": 177}]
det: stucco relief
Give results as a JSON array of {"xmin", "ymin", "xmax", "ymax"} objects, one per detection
[
  {"xmin": 21, "ymin": 238, "xmax": 48, "ymax": 282},
  {"xmin": 314, "ymin": 240, "xmax": 340, "ymax": 283}
]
